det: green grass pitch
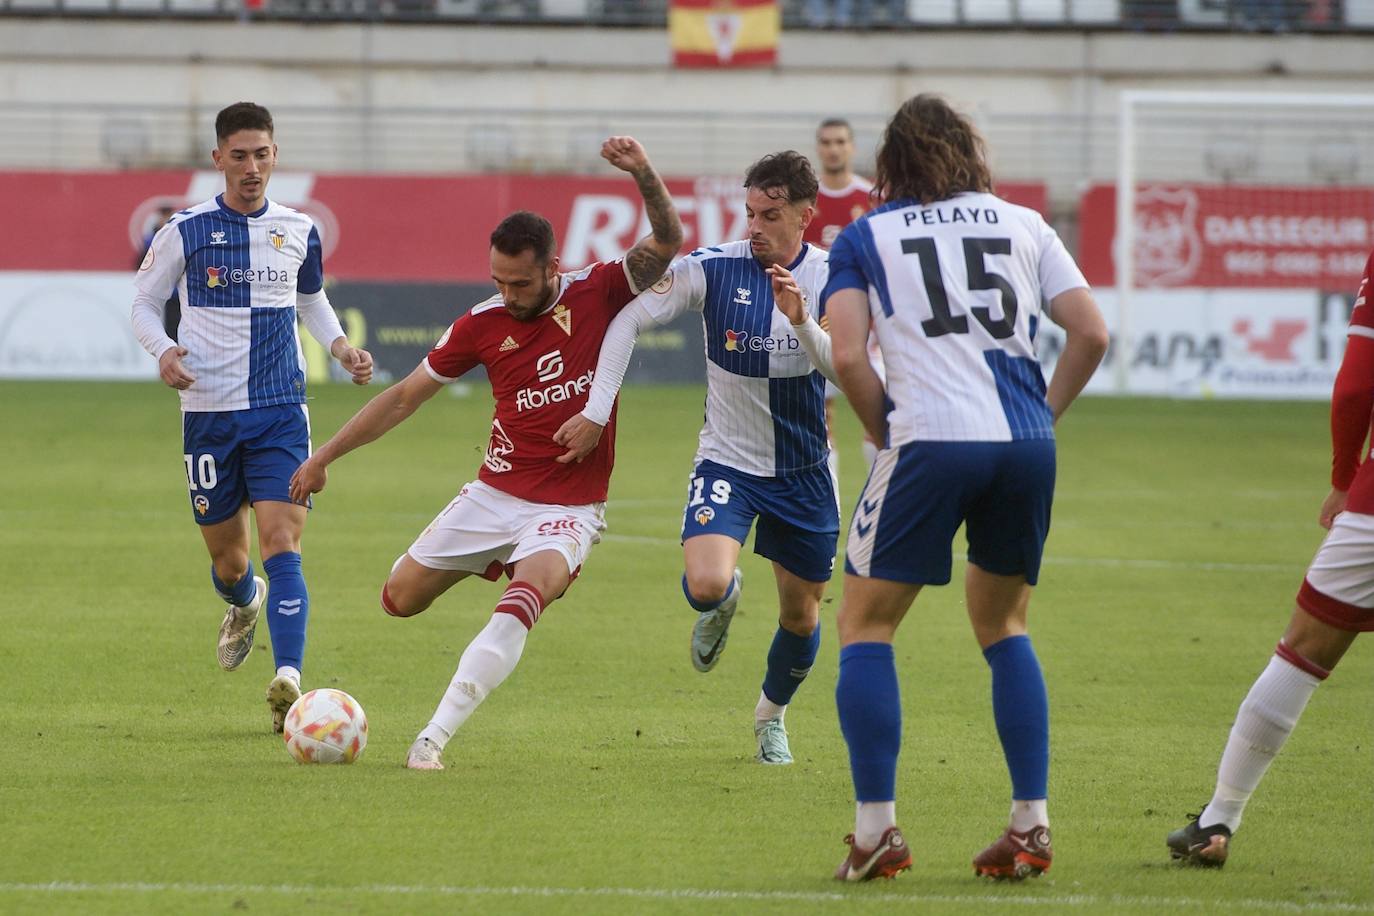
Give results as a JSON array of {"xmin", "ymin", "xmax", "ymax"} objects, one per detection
[{"xmin": 1, "ymin": 381, "xmax": 1370, "ymax": 914}]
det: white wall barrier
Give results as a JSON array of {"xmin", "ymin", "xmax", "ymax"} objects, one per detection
[
  {"xmin": 0, "ymin": 272, "xmax": 158, "ymax": 381},
  {"xmin": 1036, "ymin": 287, "xmax": 1353, "ymax": 399}
]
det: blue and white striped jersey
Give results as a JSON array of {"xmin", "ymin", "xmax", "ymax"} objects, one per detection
[
  {"xmin": 639, "ymin": 240, "xmax": 831, "ymax": 477},
  {"xmin": 133, "ymin": 195, "xmax": 325, "ymax": 412},
  {"xmin": 824, "ymin": 192, "xmax": 1088, "ymax": 445}
]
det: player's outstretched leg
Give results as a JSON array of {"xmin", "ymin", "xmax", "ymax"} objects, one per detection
[
  {"xmin": 1168, "ymin": 640, "xmax": 1327, "ymax": 867},
  {"xmin": 214, "ymin": 564, "xmax": 266, "ymax": 672},
  {"xmin": 686, "ymin": 567, "xmax": 742, "ymax": 673},
  {"xmin": 754, "ymin": 621, "xmax": 820, "ymax": 765},
  {"xmin": 835, "ymin": 642, "xmax": 909, "ymax": 880},
  {"xmin": 406, "ymin": 583, "xmax": 541, "ymax": 770},
  {"xmin": 975, "ymin": 634, "xmax": 1051, "ymax": 879}
]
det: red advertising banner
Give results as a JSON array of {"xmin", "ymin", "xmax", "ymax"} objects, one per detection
[
  {"xmin": 14, "ymin": 171, "xmax": 1047, "ymax": 282},
  {"xmin": 1080, "ymin": 183, "xmax": 1374, "ymax": 290}
]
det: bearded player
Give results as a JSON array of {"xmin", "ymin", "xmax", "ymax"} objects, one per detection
[{"xmin": 289, "ymin": 136, "xmax": 682, "ymax": 769}]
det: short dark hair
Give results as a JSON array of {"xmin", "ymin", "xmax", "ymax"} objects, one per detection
[
  {"xmin": 874, "ymin": 94, "xmax": 992, "ymax": 206},
  {"xmin": 816, "ymin": 118, "xmax": 853, "ymax": 138},
  {"xmin": 215, "ymin": 102, "xmax": 274, "ymax": 142},
  {"xmin": 490, "ymin": 211, "xmax": 556, "ymax": 263},
  {"xmin": 742, "ymin": 151, "xmax": 818, "ymax": 205}
]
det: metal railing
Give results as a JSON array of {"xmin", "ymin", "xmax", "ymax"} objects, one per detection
[
  {"xmin": 0, "ymin": 0, "xmax": 1364, "ymax": 30},
  {"xmin": 0, "ymin": 101, "xmax": 1119, "ymax": 210},
  {"xmin": 10, "ymin": 100, "xmax": 1372, "ymax": 220}
]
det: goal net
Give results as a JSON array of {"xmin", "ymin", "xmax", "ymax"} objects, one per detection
[{"xmin": 1082, "ymin": 91, "xmax": 1374, "ymax": 398}]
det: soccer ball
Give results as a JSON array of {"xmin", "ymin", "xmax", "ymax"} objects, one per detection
[{"xmin": 282, "ymin": 688, "xmax": 368, "ymax": 764}]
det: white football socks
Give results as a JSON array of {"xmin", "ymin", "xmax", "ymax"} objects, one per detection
[
  {"xmin": 1010, "ymin": 798, "xmax": 1049, "ymax": 832},
  {"xmin": 755, "ymin": 690, "xmax": 786, "ymax": 725},
  {"xmin": 1201, "ymin": 653, "xmax": 1322, "ymax": 832},
  {"xmin": 855, "ymin": 801, "xmax": 897, "ymax": 850},
  {"xmin": 276, "ymin": 666, "xmax": 301, "ymax": 686},
  {"xmin": 420, "ymin": 612, "xmax": 528, "ymax": 749}
]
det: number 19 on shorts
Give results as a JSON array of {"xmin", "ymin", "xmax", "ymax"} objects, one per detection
[{"xmin": 688, "ymin": 476, "xmax": 732, "ymax": 507}]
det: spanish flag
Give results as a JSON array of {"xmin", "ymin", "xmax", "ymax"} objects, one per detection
[{"xmin": 670, "ymin": 0, "xmax": 779, "ymax": 68}]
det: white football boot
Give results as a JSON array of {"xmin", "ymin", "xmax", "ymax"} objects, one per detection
[
  {"xmin": 405, "ymin": 736, "xmax": 445, "ymax": 771},
  {"xmin": 217, "ymin": 577, "xmax": 266, "ymax": 672},
  {"xmin": 265, "ymin": 673, "xmax": 301, "ymax": 735},
  {"xmin": 690, "ymin": 567, "xmax": 742, "ymax": 673}
]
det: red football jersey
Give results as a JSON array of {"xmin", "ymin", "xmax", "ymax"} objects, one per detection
[
  {"xmin": 1333, "ymin": 250, "xmax": 1374, "ymax": 513},
  {"xmin": 804, "ymin": 176, "xmax": 875, "ymax": 249},
  {"xmin": 424, "ymin": 260, "xmax": 636, "ymax": 505}
]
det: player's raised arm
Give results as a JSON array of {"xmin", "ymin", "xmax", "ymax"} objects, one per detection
[{"xmin": 601, "ymin": 136, "xmax": 683, "ymax": 293}]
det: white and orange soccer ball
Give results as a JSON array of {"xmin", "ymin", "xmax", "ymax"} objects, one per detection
[{"xmin": 282, "ymin": 688, "xmax": 368, "ymax": 764}]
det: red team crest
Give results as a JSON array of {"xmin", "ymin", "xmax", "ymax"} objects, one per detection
[{"xmin": 1133, "ymin": 186, "xmax": 1203, "ymax": 287}]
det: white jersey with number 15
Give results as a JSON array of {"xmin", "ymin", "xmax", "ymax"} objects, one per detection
[{"xmin": 823, "ymin": 191, "xmax": 1089, "ymax": 445}]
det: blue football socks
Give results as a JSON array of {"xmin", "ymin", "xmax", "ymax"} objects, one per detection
[
  {"xmin": 761, "ymin": 623, "xmax": 820, "ymax": 707},
  {"xmin": 262, "ymin": 552, "xmax": 309, "ymax": 673},
  {"xmin": 212, "ymin": 563, "xmax": 257, "ymax": 607},
  {"xmin": 983, "ymin": 634, "xmax": 1049, "ymax": 800},
  {"xmin": 836, "ymin": 642, "xmax": 901, "ymax": 801}
]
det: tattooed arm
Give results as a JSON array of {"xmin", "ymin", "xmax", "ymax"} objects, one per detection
[{"xmin": 601, "ymin": 136, "xmax": 684, "ymax": 293}]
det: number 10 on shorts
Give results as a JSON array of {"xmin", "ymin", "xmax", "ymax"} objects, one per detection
[{"xmin": 184, "ymin": 453, "xmax": 218, "ymax": 491}]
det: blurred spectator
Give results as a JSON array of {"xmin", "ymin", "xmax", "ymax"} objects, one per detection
[
  {"xmin": 1238, "ymin": 0, "xmax": 1291, "ymax": 29},
  {"xmin": 1122, "ymin": 0, "xmax": 1179, "ymax": 29},
  {"xmin": 136, "ymin": 206, "xmax": 177, "ymax": 269},
  {"xmin": 806, "ymin": 0, "xmax": 904, "ymax": 27},
  {"xmin": 137, "ymin": 205, "xmax": 181, "ymax": 340}
]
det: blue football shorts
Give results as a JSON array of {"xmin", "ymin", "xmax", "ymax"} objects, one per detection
[
  {"xmin": 181, "ymin": 404, "xmax": 311, "ymax": 525},
  {"xmin": 680, "ymin": 459, "xmax": 839, "ymax": 583},
  {"xmin": 844, "ymin": 439, "xmax": 1056, "ymax": 586}
]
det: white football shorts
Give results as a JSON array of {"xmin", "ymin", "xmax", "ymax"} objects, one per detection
[
  {"xmin": 1305, "ymin": 510, "xmax": 1374, "ymax": 608},
  {"xmin": 407, "ymin": 479, "xmax": 606, "ymax": 580}
]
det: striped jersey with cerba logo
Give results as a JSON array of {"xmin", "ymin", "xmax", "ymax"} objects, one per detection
[
  {"xmin": 134, "ymin": 194, "xmax": 324, "ymax": 412},
  {"xmin": 637, "ymin": 240, "xmax": 831, "ymax": 477}
]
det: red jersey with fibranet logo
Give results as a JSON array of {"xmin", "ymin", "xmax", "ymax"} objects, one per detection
[
  {"xmin": 423, "ymin": 260, "xmax": 636, "ymax": 505},
  {"xmin": 804, "ymin": 176, "xmax": 875, "ymax": 249},
  {"xmin": 1331, "ymin": 250, "xmax": 1374, "ymax": 514}
]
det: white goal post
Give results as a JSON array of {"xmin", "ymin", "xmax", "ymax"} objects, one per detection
[{"xmin": 1111, "ymin": 90, "xmax": 1374, "ymax": 398}]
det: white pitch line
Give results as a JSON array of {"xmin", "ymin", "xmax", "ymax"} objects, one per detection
[{"xmin": 1, "ymin": 882, "xmax": 1371, "ymax": 912}]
